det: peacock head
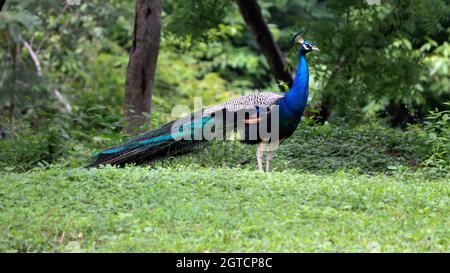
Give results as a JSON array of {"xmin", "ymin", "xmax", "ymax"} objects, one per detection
[{"xmin": 291, "ymin": 32, "xmax": 319, "ymax": 54}]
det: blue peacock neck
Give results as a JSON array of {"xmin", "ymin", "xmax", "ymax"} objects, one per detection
[{"xmin": 283, "ymin": 51, "xmax": 309, "ymax": 115}]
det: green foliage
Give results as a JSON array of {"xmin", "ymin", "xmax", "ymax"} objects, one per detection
[
  {"xmin": 0, "ymin": 117, "xmax": 70, "ymax": 171},
  {"xmin": 164, "ymin": 0, "xmax": 232, "ymax": 39},
  {"xmin": 0, "ymin": 0, "xmax": 132, "ymax": 124},
  {"xmin": 1, "ymin": 166, "xmax": 448, "ymax": 252},
  {"xmin": 277, "ymin": 121, "xmax": 429, "ymax": 173},
  {"xmin": 154, "ymin": 122, "xmax": 433, "ymax": 175},
  {"xmin": 2, "ymin": 0, "xmax": 449, "ymax": 132},
  {"xmin": 262, "ymin": 0, "xmax": 450, "ymax": 122},
  {"xmin": 0, "ymin": 0, "xmax": 447, "ymax": 173},
  {"xmin": 421, "ymin": 104, "xmax": 450, "ymax": 170},
  {"xmin": 417, "ymin": 40, "xmax": 450, "ymax": 105}
]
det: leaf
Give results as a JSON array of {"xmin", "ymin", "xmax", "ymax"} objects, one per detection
[{"xmin": 429, "ymin": 132, "xmax": 437, "ymax": 141}]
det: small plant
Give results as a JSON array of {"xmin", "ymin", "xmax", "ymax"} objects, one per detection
[
  {"xmin": 422, "ymin": 103, "xmax": 450, "ymax": 171},
  {"xmin": 0, "ymin": 117, "xmax": 70, "ymax": 172}
]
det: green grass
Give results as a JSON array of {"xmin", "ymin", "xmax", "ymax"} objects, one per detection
[
  {"xmin": 0, "ymin": 166, "xmax": 448, "ymax": 252},
  {"xmin": 0, "ymin": 123, "xmax": 448, "ymax": 252}
]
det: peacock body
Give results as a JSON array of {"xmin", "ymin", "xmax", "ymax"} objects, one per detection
[{"xmin": 89, "ymin": 33, "xmax": 319, "ymax": 171}]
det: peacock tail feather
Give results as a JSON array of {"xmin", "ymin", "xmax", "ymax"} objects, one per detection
[{"xmin": 88, "ymin": 92, "xmax": 283, "ymax": 167}]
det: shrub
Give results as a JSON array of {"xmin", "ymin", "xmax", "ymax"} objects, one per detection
[
  {"xmin": 0, "ymin": 119, "xmax": 70, "ymax": 171},
  {"xmin": 422, "ymin": 103, "xmax": 450, "ymax": 170}
]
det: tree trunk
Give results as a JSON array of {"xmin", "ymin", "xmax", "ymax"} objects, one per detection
[
  {"xmin": 0, "ymin": 0, "xmax": 5, "ymax": 12},
  {"xmin": 236, "ymin": 0, "xmax": 293, "ymax": 88},
  {"xmin": 124, "ymin": 0, "xmax": 162, "ymax": 133}
]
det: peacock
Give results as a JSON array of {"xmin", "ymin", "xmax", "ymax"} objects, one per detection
[{"xmin": 88, "ymin": 32, "xmax": 319, "ymax": 171}]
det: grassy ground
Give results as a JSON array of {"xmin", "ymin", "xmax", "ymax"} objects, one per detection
[{"xmin": 0, "ymin": 124, "xmax": 448, "ymax": 252}]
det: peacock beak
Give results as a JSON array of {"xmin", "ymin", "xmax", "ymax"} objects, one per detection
[{"xmin": 312, "ymin": 45, "xmax": 320, "ymax": 52}]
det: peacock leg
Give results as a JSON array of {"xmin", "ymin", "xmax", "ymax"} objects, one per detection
[
  {"xmin": 256, "ymin": 143, "xmax": 264, "ymax": 171},
  {"xmin": 265, "ymin": 150, "xmax": 274, "ymax": 172}
]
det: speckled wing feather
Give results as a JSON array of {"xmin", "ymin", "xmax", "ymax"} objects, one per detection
[{"xmin": 204, "ymin": 92, "xmax": 283, "ymax": 115}]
